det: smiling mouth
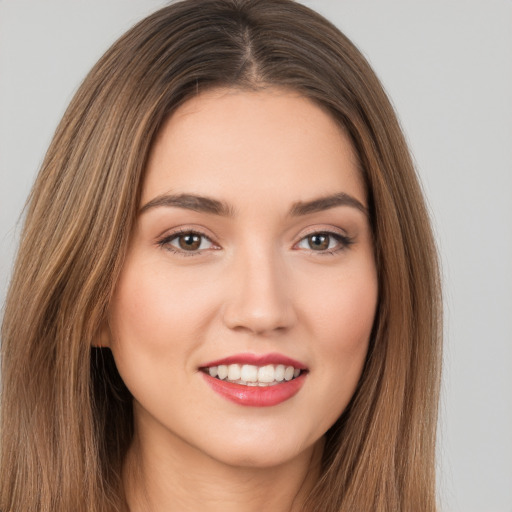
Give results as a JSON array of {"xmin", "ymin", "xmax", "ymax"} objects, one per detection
[{"xmin": 201, "ymin": 363, "xmax": 304, "ymax": 387}]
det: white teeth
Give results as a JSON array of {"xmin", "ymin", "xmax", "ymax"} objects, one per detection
[
  {"xmin": 227, "ymin": 364, "xmax": 241, "ymax": 381},
  {"xmin": 240, "ymin": 364, "xmax": 258, "ymax": 382},
  {"xmin": 275, "ymin": 364, "xmax": 285, "ymax": 382},
  {"xmin": 284, "ymin": 366, "xmax": 294, "ymax": 381},
  {"xmin": 217, "ymin": 365, "xmax": 228, "ymax": 380},
  {"xmin": 205, "ymin": 363, "xmax": 303, "ymax": 385},
  {"xmin": 258, "ymin": 365, "xmax": 275, "ymax": 383}
]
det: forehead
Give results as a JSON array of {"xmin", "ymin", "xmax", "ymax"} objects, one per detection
[{"xmin": 143, "ymin": 88, "xmax": 365, "ymax": 208}]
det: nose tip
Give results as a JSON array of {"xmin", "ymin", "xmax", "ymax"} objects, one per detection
[
  {"xmin": 223, "ymin": 300, "xmax": 292, "ymax": 335},
  {"xmin": 221, "ymin": 257, "xmax": 296, "ymax": 335}
]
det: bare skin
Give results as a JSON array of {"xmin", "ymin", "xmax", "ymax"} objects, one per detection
[{"xmin": 123, "ymin": 428, "xmax": 324, "ymax": 512}]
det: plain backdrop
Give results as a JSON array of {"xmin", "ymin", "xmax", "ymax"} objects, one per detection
[{"xmin": 0, "ymin": 1, "xmax": 511, "ymax": 511}]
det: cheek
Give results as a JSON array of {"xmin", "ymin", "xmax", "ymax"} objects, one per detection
[
  {"xmin": 300, "ymin": 258, "xmax": 378, "ymax": 412},
  {"xmin": 109, "ymin": 261, "xmax": 213, "ymax": 351},
  {"xmin": 108, "ymin": 269, "xmax": 168, "ymax": 390},
  {"xmin": 107, "ymin": 259, "xmax": 226, "ymax": 406},
  {"xmin": 107, "ymin": 263, "xmax": 208, "ymax": 409},
  {"xmin": 305, "ymin": 260, "xmax": 378, "ymax": 353},
  {"xmin": 313, "ymin": 293, "xmax": 376, "ymax": 439}
]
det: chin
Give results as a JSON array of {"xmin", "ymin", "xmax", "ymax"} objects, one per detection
[{"xmin": 202, "ymin": 432, "xmax": 320, "ymax": 470}]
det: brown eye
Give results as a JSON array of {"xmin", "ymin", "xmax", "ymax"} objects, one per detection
[
  {"xmin": 295, "ymin": 231, "xmax": 352, "ymax": 254},
  {"xmin": 307, "ymin": 233, "xmax": 330, "ymax": 250},
  {"xmin": 178, "ymin": 233, "xmax": 202, "ymax": 251},
  {"xmin": 159, "ymin": 231, "xmax": 216, "ymax": 254}
]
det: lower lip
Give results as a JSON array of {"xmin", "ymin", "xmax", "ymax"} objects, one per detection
[{"xmin": 201, "ymin": 372, "xmax": 307, "ymax": 407}]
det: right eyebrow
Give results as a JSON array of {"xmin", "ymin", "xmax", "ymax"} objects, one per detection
[
  {"xmin": 289, "ymin": 192, "xmax": 368, "ymax": 217},
  {"xmin": 139, "ymin": 193, "xmax": 235, "ymax": 217}
]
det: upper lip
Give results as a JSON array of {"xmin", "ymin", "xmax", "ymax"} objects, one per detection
[{"xmin": 200, "ymin": 352, "xmax": 307, "ymax": 370}]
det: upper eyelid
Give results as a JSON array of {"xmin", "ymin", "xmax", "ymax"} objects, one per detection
[
  {"xmin": 295, "ymin": 224, "xmax": 350, "ymax": 240},
  {"xmin": 156, "ymin": 225, "xmax": 216, "ymax": 243},
  {"xmin": 294, "ymin": 231, "xmax": 352, "ymax": 247},
  {"xmin": 302, "ymin": 226, "xmax": 346, "ymax": 235}
]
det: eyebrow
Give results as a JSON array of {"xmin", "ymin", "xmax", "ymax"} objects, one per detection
[
  {"xmin": 139, "ymin": 192, "xmax": 367, "ymax": 217},
  {"xmin": 140, "ymin": 193, "xmax": 235, "ymax": 216},
  {"xmin": 289, "ymin": 192, "xmax": 368, "ymax": 217}
]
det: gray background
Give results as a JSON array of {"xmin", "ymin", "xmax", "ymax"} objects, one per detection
[{"xmin": 1, "ymin": 1, "xmax": 511, "ymax": 510}]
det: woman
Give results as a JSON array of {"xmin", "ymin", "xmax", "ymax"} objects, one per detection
[{"xmin": 0, "ymin": 0, "xmax": 442, "ymax": 510}]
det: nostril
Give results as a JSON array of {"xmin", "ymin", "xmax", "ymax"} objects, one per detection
[{"xmin": 222, "ymin": 298, "xmax": 296, "ymax": 334}]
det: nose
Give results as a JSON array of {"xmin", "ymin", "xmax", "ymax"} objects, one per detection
[{"xmin": 222, "ymin": 247, "xmax": 297, "ymax": 336}]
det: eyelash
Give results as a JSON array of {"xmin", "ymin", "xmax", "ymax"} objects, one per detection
[{"xmin": 157, "ymin": 228, "xmax": 353, "ymax": 257}]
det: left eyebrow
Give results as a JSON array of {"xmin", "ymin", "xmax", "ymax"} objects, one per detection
[{"xmin": 289, "ymin": 192, "xmax": 368, "ymax": 217}]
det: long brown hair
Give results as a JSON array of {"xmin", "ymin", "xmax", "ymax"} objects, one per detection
[{"xmin": 0, "ymin": 1, "xmax": 442, "ymax": 510}]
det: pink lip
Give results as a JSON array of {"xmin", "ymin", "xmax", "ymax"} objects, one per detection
[
  {"xmin": 200, "ymin": 352, "xmax": 307, "ymax": 370},
  {"xmin": 201, "ymin": 372, "xmax": 307, "ymax": 407}
]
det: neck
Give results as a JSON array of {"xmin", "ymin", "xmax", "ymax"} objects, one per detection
[{"xmin": 123, "ymin": 419, "xmax": 323, "ymax": 512}]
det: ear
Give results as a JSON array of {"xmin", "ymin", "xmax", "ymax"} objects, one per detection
[{"xmin": 93, "ymin": 320, "xmax": 112, "ymax": 348}]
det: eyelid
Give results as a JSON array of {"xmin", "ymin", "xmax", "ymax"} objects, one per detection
[
  {"xmin": 154, "ymin": 223, "xmax": 218, "ymax": 241},
  {"xmin": 296, "ymin": 225, "xmax": 350, "ymax": 239}
]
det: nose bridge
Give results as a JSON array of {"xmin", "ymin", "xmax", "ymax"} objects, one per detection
[{"xmin": 222, "ymin": 240, "xmax": 295, "ymax": 334}]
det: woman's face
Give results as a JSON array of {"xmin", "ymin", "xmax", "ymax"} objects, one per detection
[{"xmin": 107, "ymin": 88, "xmax": 378, "ymax": 468}]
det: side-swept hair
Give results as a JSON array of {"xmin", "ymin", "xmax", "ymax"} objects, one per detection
[{"xmin": 1, "ymin": 1, "xmax": 442, "ymax": 510}]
